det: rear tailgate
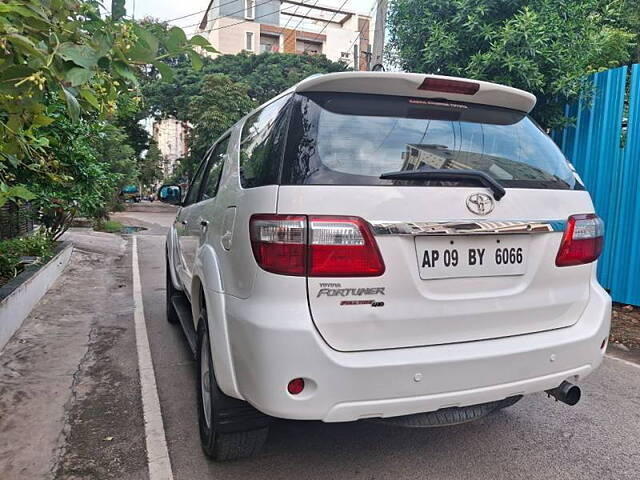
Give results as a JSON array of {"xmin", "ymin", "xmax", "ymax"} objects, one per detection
[{"xmin": 278, "ymin": 185, "xmax": 595, "ymax": 352}]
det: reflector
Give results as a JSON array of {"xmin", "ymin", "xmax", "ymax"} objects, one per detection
[{"xmin": 287, "ymin": 378, "xmax": 305, "ymax": 395}]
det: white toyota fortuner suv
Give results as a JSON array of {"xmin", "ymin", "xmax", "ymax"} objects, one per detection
[{"xmin": 160, "ymin": 72, "xmax": 611, "ymax": 461}]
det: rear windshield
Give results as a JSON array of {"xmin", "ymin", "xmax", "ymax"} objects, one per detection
[{"xmin": 281, "ymin": 92, "xmax": 581, "ymax": 190}]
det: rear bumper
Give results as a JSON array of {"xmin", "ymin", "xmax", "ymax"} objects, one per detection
[{"xmin": 224, "ymin": 278, "xmax": 611, "ymax": 422}]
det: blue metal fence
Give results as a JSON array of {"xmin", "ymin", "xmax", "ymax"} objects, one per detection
[{"xmin": 552, "ymin": 64, "xmax": 640, "ymax": 306}]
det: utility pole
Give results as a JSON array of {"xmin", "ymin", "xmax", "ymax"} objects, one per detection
[
  {"xmin": 353, "ymin": 44, "xmax": 359, "ymax": 71},
  {"xmin": 370, "ymin": 0, "xmax": 388, "ymax": 70}
]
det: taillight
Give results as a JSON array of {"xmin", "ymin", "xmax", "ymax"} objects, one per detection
[
  {"xmin": 250, "ymin": 214, "xmax": 306, "ymax": 276},
  {"xmin": 249, "ymin": 215, "xmax": 385, "ymax": 277},
  {"xmin": 309, "ymin": 216, "xmax": 385, "ymax": 277},
  {"xmin": 555, "ymin": 214, "xmax": 604, "ymax": 267}
]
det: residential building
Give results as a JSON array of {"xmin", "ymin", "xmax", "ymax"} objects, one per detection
[
  {"xmin": 197, "ymin": 0, "xmax": 373, "ymax": 70},
  {"xmin": 152, "ymin": 118, "xmax": 189, "ymax": 178},
  {"xmin": 402, "ymin": 144, "xmax": 452, "ymax": 171}
]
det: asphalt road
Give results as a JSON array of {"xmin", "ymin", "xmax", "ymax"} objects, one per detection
[{"xmin": 126, "ymin": 203, "xmax": 640, "ymax": 480}]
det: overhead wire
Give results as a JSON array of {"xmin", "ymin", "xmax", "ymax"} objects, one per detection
[
  {"xmin": 161, "ymin": 0, "xmax": 377, "ymax": 58},
  {"xmin": 345, "ymin": 0, "xmax": 378, "ymax": 69},
  {"xmin": 164, "ymin": 8, "xmax": 209, "ymax": 24},
  {"xmin": 195, "ymin": 3, "xmax": 301, "ymax": 36},
  {"xmin": 281, "ymin": 0, "xmax": 322, "ymax": 48},
  {"xmin": 163, "ymin": 0, "xmax": 266, "ymax": 24},
  {"xmin": 302, "ymin": 0, "xmax": 350, "ymax": 53},
  {"xmin": 170, "ymin": 0, "xmax": 280, "ymax": 31},
  {"xmin": 269, "ymin": 1, "xmax": 306, "ymax": 49}
]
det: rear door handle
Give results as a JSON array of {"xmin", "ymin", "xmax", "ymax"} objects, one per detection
[{"xmin": 181, "ymin": 220, "xmax": 188, "ymax": 225}]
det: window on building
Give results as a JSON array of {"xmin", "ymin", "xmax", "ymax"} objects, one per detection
[
  {"xmin": 260, "ymin": 34, "xmax": 279, "ymax": 53},
  {"xmin": 295, "ymin": 39, "xmax": 322, "ymax": 55},
  {"xmin": 244, "ymin": 0, "xmax": 255, "ymax": 20},
  {"xmin": 245, "ymin": 31, "xmax": 254, "ymax": 51}
]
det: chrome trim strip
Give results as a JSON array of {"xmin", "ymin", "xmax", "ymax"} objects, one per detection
[{"xmin": 370, "ymin": 220, "xmax": 566, "ymax": 236}]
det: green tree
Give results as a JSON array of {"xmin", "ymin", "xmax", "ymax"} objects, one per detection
[
  {"xmin": 113, "ymin": 93, "xmax": 150, "ymax": 159},
  {"xmin": 171, "ymin": 74, "xmax": 256, "ymax": 180},
  {"xmin": 21, "ymin": 103, "xmax": 125, "ymax": 238},
  {"xmin": 200, "ymin": 52, "xmax": 349, "ymax": 104},
  {"xmin": 143, "ymin": 52, "xmax": 348, "ymax": 121},
  {"xmin": 142, "ymin": 52, "xmax": 347, "ymax": 182},
  {"xmin": 187, "ymin": 74, "xmax": 256, "ymax": 160},
  {"xmin": 90, "ymin": 122, "xmax": 138, "ymax": 191},
  {"xmin": 387, "ymin": 0, "xmax": 636, "ymax": 128},
  {"xmin": 0, "ymin": 0, "xmax": 213, "ymax": 206},
  {"xmin": 139, "ymin": 140, "xmax": 164, "ymax": 188},
  {"xmin": 600, "ymin": 0, "xmax": 640, "ymax": 63}
]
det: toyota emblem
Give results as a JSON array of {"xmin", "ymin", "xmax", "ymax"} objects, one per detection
[{"xmin": 466, "ymin": 193, "xmax": 494, "ymax": 215}]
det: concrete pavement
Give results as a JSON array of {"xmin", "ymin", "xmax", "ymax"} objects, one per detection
[
  {"xmin": 0, "ymin": 230, "xmax": 147, "ymax": 479},
  {"xmin": 0, "ymin": 202, "xmax": 639, "ymax": 479}
]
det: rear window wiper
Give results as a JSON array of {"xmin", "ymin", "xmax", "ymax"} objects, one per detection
[{"xmin": 379, "ymin": 169, "xmax": 506, "ymax": 200}]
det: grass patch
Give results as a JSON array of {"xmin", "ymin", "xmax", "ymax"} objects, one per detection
[
  {"xmin": 0, "ymin": 233, "xmax": 56, "ymax": 287},
  {"xmin": 94, "ymin": 220, "xmax": 123, "ymax": 233}
]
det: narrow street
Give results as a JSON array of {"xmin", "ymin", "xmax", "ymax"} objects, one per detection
[
  {"xmin": 3, "ymin": 1, "xmax": 640, "ymax": 479},
  {"xmin": 1, "ymin": 202, "xmax": 639, "ymax": 480}
]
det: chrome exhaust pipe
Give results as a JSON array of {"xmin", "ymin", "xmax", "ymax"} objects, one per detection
[{"xmin": 546, "ymin": 381, "xmax": 581, "ymax": 406}]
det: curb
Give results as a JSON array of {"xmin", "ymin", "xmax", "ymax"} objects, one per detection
[{"xmin": 0, "ymin": 241, "xmax": 73, "ymax": 352}]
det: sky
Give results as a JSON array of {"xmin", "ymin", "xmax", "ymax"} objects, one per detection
[{"xmin": 125, "ymin": 0, "xmax": 378, "ymax": 35}]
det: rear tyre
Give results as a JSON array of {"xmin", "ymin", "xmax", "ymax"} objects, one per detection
[
  {"xmin": 165, "ymin": 255, "xmax": 179, "ymax": 324},
  {"xmin": 196, "ymin": 308, "xmax": 269, "ymax": 461}
]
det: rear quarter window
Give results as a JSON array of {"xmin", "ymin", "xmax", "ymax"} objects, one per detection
[{"xmin": 239, "ymin": 94, "xmax": 292, "ymax": 188}]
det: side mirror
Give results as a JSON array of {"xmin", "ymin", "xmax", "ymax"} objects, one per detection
[{"xmin": 158, "ymin": 185, "xmax": 182, "ymax": 205}]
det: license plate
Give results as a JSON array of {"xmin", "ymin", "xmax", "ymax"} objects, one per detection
[{"xmin": 415, "ymin": 235, "xmax": 529, "ymax": 280}]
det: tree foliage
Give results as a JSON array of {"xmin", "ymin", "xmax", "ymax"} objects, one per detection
[
  {"xmin": 143, "ymin": 52, "xmax": 348, "ymax": 120},
  {"xmin": 197, "ymin": 52, "xmax": 349, "ymax": 104},
  {"xmin": 22, "ymin": 103, "xmax": 125, "ymax": 237},
  {"xmin": 188, "ymin": 75, "xmax": 256, "ymax": 163},
  {"xmin": 90, "ymin": 122, "xmax": 138, "ymax": 189},
  {"xmin": 166, "ymin": 74, "xmax": 257, "ymax": 181},
  {"xmin": 139, "ymin": 140, "xmax": 164, "ymax": 189},
  {"xmin": 387, "ymin": 0, "xmax": 637, "ymax": 128},
  {"xmin": 143, "ymin": 52, "xmax": 347, "ymax": 181},
  {"xmin": 0, "ymin": 0, "xmax": 213, "ymax": 208}
]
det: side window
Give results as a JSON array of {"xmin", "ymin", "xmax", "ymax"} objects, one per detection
[
  {"xmin": 202, "ymin": 136, "xmax": 230, "ymax": 201},
  {"xmin": 240, "ymin": 94, "xmax": 291, "ymax": 188},
  {"xmin": 183, "ymin": 151, "xmax": 211, "ymax": 206}
]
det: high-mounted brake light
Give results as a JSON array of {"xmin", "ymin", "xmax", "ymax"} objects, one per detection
[
  {"xmin": 249, "ymin": 215, "xmax": 385, "ymax": 277},
  {"xmin": 418, "ymin": 77, "xmax": 480, "ymax": 95},
  {"xmin": 555, "ymin": 214, "xmax": 604, "ymax": 267}
]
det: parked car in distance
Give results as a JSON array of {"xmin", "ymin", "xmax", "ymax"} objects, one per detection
[
  {"xmin": 160, "ymin": 72, "xmax": 611, "ymax": 461},
  {"xmin": 120, "ymin": 184, "xmax": 141, "ymax": 203}
]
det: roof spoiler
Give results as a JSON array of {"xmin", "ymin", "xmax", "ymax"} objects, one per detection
[{"xmin": 295, "ymin": 72, "xmax": 537, "ymax": 113}]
